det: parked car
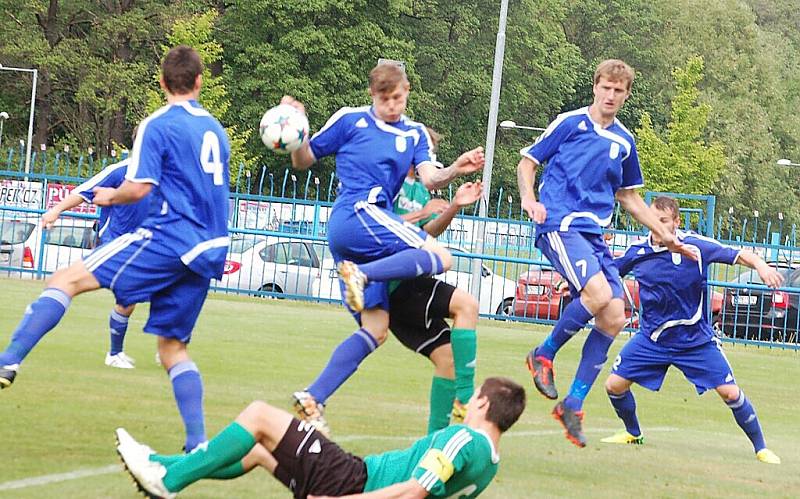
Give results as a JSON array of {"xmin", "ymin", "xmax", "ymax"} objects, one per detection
[
  {"xmin": 515, "ymin": 267, "xmax": 722, "ymax": 328},
  {"xmin": 755, "ymin": 267, "xmax": 800, "ymax": 343},
  {"xmin": 718, "ymin": 264, "xmax": 795, "ymax": 340},
  {"xmin": 215, "ymin": 236, "xmax": 322, "ymax": 297},
  {"xmin": 0, "ymin": 217, "xmax": 36, "ymax": 274},
  {"xmin": 314, "ymin": 243, "xmax": 518, "ymax": 316},
  {"xmin": 39, "ymin": 219, "xmax": 98, "ymax": 273}
]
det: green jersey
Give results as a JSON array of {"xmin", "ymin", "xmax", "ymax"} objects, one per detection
[
  {"xmin": 394, "ymin": 177, "xmax": 437, "ymax": 228},
  {"xmin": 363, "ymin": 425, "xmax": 499, "ymax": 498}
]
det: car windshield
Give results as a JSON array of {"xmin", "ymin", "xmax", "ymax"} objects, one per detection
[
  {"xmin": 311, "ymin": 243, "xmax": 332, "ymax": 262},
  {"xmin": 0, "ymin": 220, "xmax": 36, "ymax": 244},
  {"xmin": 228, "ymin": 237, "xmax": 260, "ymax": 254}
]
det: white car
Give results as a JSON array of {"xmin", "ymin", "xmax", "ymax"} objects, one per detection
[
  {"xmin": 314, "ymin": 243, "xmax": 518, "ymax": 316},
  {"xmin": 0, "ymin": 217, "xmax": 37, "ymax": 275},
  {"xmin": 1, "ymin": 215, "xmax": 96, "ymax": 277},
  {"xmin": 214, "ymin": 236, "xmax": 322, "ymax": 298}
]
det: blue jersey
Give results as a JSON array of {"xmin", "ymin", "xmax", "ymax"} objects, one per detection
[
  {"xmin": 616, "ymin": 230, "xmax": 740, "ymax": 348},
  {"xmin": 74, "ymin": 158, "xmax": 150, "ymax": 243},
  {"xmin": 126, "ymin": 100, "xmax": 231, "ymax": 279},
  {"xmin": 520, "ymin": 107, "xmax": 643, "ymax": 235},
  {"xmin": 309, "ymin": 106, "xmax": 437, "ymax": 206}
]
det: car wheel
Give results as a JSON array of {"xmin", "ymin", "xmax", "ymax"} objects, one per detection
[
  {"xmin": 496, "ymin": 298, "xmax": 514, "ymax": 319},
  {"xmin": 259, "ymin": 284, "xmax": 283, "ymax": 300}
]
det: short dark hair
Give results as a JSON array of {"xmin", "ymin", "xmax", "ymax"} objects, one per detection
[
  {"xmin": 594, "ymin": 59, "xmax": 635, "ymax": 91},
  {"xmin": 479, "ymin": 377, "xmax": 526, "ymax": 432},
  {"xmin": 162, "ymin": 45, "xmax": 203, "ymax": 95},
  {"xmin": 652, "ymin": 195, "xmax": 680, "ymax": 220}
]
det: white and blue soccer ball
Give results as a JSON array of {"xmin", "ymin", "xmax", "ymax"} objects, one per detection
[{"xmin": 259, "ymin": 104, "xmax": 309, "ymax": 153}]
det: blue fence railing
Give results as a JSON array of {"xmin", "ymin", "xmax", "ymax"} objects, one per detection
[{"xmin": 2, "ymin": 154, "xmax": 800, "ymax": 350}]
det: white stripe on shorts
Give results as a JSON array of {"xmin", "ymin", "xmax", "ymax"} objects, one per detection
[
  {"xmin": 547, "ymin": 232, "xmax": 581, "ymax": 291},
  {"xmin": 358, "ymin": 202, "xmax": 426, "ymax": 248},
  {"xmin": 83, "ymin": 232, "xmax": 142, "ymax": 271}
]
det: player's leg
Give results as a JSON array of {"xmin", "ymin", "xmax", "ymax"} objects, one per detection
[
  {"xmin": 675, "ymin": 339, "xmax": 779, "ymax": 463},
  {"xmin": 148, "ymin": 269, "xmax": 212, "ymax": 453},
  {"xmin": 427, "ymin": 342, "xmax": 457, "ymax": 432},
  {"xmin": 297, "ymin": 301, "xmax": 388, "ymax": 434},
  {"xmin": 526, "ymin": 232, "xmax": 600, "ymax": 400},
  {"xmin": 602, "ymin": 374, "xmax": 643, "ymax": 444},
  {"xmin": 0, "ymin": 257, "xmax": 100, "ymax": 388},
  {"xmin": 448, "ymin": 287, "xmax": 478, "ymax": 416},
  {"xmin": 106, "ymin": 302, "xmax": 136, "ymax": 369}
]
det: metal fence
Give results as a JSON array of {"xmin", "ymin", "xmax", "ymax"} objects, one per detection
[{"xmin": 2, "ymin": 150, "xmax": 799, "ymax": 350}]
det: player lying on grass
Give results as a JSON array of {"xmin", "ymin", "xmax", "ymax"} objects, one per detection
[
  {"xmin": 601, "ymin": 196, "xmax": 781, "ymax": 464},
  {"xmin": 41, "ymin": 129, "xmax": 149, "ymax": 370},
  {"xmin": 284, "ymin": 63, "xmax": 483, "ymax": 434},
  {"xmin": 516, "ymin": 59, "xmax": 694, "ymax": 447},
  {"xmin": 0, "ymin": 46, "xmax": 229, "ymax": 453},
  {"xmin": 116, "ymin": 377, "xmax": 526, "ymax": 498}
]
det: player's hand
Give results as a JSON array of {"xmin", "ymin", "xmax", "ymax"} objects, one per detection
[
  {"xmin": 453, "ymin": 146, "xmax": 485, "ymax": 175},
  {"xmin": 521, "ymin": 195, "xmax": 546, "ymax": 223},
  {"xmin": 660, "ymin": 233, "xmax": 697, "ymax": 261},
  {"xmin": 453, "ymin": 181, "xmax": 483, "ymax": 207},
  {"xmin": 92, "ymin": 186, "xmax": 116, "ymax": 206},
  {"xmin": 280, "ymin": 95, "xmax": 306, "ymax": 116},
  {"xmin": 41, "ymin": 209, "xmax": 60, "ymax": 229},
  {"xmin": 758, "ymin": 265, "xmax": 784, "ymax": 289},
  {"xmin": 422, "ymin": 198, "xmax": 449, "ymax": 216}
]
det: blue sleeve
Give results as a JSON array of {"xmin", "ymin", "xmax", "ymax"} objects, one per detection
[
  {"xmin": 309, "ymin": 108, "xmax": 352, "ymax": 160},
  {"xmin": 413, "ymin": 126, "xmax": 436, "ymax": 168},
  {"xmin": 520, "ymin": 116, "xmax": 573, "ymax": 164},
  {"xmin": 621, "ymin": 142, "xmax": 644, "ymax": 189},
  {"xmin": 690, "ymin": 236, "xmax": 740, "ymax": 265},
  {"xmin": 126, "ymin": 119, "xmax": 165, "ymax": 185},
  {"xmin": 615, "ymin": 247, "xmax": 638, "ymax": 278},
  {"xmin": 73, "ymin": 161, "xmax": 127, "ymax": 203}
]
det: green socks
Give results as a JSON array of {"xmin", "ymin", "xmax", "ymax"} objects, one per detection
[
  {"xmin": 451, "ymin": 328, "xmax": 477, "ymax": 404},
  {"xmin": 150, "ymin": 454, "xmax": 246, "ymax": 480},
  {"xmin": 162, "ymin": 422, "xmax": 256, "ymax": 492},
  {"xmin": 428, "ymin": 376, "xmax": 456, "ymax": 433}
]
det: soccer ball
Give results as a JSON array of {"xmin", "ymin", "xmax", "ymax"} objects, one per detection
[{"xmin": 259, "ymin": 104, "xmax": 309, "ymax": 153}]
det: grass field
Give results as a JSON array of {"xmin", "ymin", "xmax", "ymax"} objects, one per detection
[{"xmin": 0, "ymin": 277, "xmax": 798, "ymax": 498}]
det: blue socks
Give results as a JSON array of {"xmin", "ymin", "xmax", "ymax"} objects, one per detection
[
  {"xmin": 727, "ymin": 390, "xmax": 766, "ymax": 452},
  {"xmin": 169, "ymin": 361, "xmax": 206, "ymax": 452},
  {"xmin": 109, "ymin": 308, "xmax": 130, "ymax": 356},
  {"xmin": 308, "ymin": 328, "xmax": 379, "ymax": 404},
  {"xmin": 357, "ymin": 249, "xmax": 443, "ymax": 282},
  {"xmin": 0, "ymin": 288, "xmax": 71, "ymax": 366},
  {"xmin": 536, "ymin": 298, "xmax": 593, "ymax": 360},
  {"xmin": 608, "ymin": 390, "xmax": 641, "ymax": 437},
  {"xmin": 564, "ymin": 328, "xmax": 615, "ymax": 411}
]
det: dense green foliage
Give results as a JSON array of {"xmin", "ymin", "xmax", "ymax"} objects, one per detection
[{"xmin": 1, "ymin": 0, "xmax": 799, "ymax": 228}]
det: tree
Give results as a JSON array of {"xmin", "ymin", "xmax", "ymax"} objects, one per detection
[
  {"xmin": 146, "ymin": 10, "xmax": 254, "ymax": 184},
  {"xmin": 636, "ymin": 56, "xmax": 725, "ymax": 195}
]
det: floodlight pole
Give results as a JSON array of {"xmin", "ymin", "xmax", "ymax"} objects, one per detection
[
  {"xmin": 470, "ymin": 0, "xmax": 509, "ymax": 304},
  {"xmin": 0, "ymin": 64, "xmax": 37, "ymax": 177}
]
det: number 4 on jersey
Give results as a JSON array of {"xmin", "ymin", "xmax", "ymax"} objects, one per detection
[{"xmin": 200, "ymin": 131, "xmax": 224, "ymax": 185}]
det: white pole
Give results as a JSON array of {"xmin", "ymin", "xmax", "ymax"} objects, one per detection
[
  {"xmin": 25, "ymin": 69, "xmax": 37, "ymax": 177},
  {"xmin": 470, "ymin": 0, "xmax": 509, "ymax": 306}
]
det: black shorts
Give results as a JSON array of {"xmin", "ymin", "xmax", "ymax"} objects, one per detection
[
  {"xmin": 389, "ymin": 277, "xmax": 456, "ymax": 357},
  {"xmin": 273, "ymin": 418, "xmax": 367, "ymax": 499}
]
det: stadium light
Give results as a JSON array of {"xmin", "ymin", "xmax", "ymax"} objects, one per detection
[
  {"xmin": 499, "ymin": 120, "xmax": 546, "ymax": 132},
  {"xmin": 776, "ymin": 158, "xmax": 800, "ymax": 167},
  {"xmin": 0, "ymin": 63, "xmax": 38, "ymax": 176},
  {"xmin": 0, "ymin": 111, "xmax": 8, "ymax": 150}
]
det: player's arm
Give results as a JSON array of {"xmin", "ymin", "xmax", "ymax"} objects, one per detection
[
  {"xmin": 279, "ymin": 96, "xmax": 315, "ymax": 170},
  {"xmin": 517, "ymin": 156, "xmax": 546, "ymax": 223},
  {"xmin": 403, "ymin": 198, "xmax": 448, "ymax": 225},
  {"xmin": 615, "ymin": 188, "xmax": 696, "ymax": 260},
  {"xmin": 92, "ymin": 181, "xmax": 152, "ymax": 206},
  {"xmin": 309, "ymin": 479, "xmax": 428, "ymax": 499},
  {"xmin": 41, "ymin": 193, "xmax": 86, "ymax": 229},
  {"xmin": 417, "ymin": 147, "xmax": 485, "ymax": 190},
  {"xmin": 735, "ymin": 251, "xmax": 784, "ymax": 288},
  {"xmin": 422, "ymin": 181, "xmax": 483, "ymax": 238}
]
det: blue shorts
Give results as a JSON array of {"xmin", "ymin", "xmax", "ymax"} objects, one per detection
[
  {"xmin": 328, "ymin": 199, "xmax": 428, "ymax": 313},
  {"xmin": 611, "ymin": 332, "xmax": 736, "ymax": 394},
  {"xmin": 83, "ymin": 229, "xmax": 210, "ymax": 343},
  {"xmin": 536, "ymin": 230, "xmax": 623, "ymax": 299}
]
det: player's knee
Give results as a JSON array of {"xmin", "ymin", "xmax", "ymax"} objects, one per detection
[
  {"xmin": 716, "ymin": 384, "xmax": 740, "ymax": 403},
  {"xmin": 364, "ymin": 327, "xmax": 388, "ymax": 345},
  {"xmin": 451, "ymin": 291, "xmax": 478, "ymax": 321},
  {"xmin": 435, "ymin": 247, "xmax": 452, "ymax": 272},
  {"xmin": 605, "ymin": 376, "xmax": 626, "ymax": 395}
]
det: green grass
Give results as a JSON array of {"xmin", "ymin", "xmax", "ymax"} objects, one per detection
[{"xmin": 0, "ymin": 277, "xmax": 799, "ymax": 498}]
